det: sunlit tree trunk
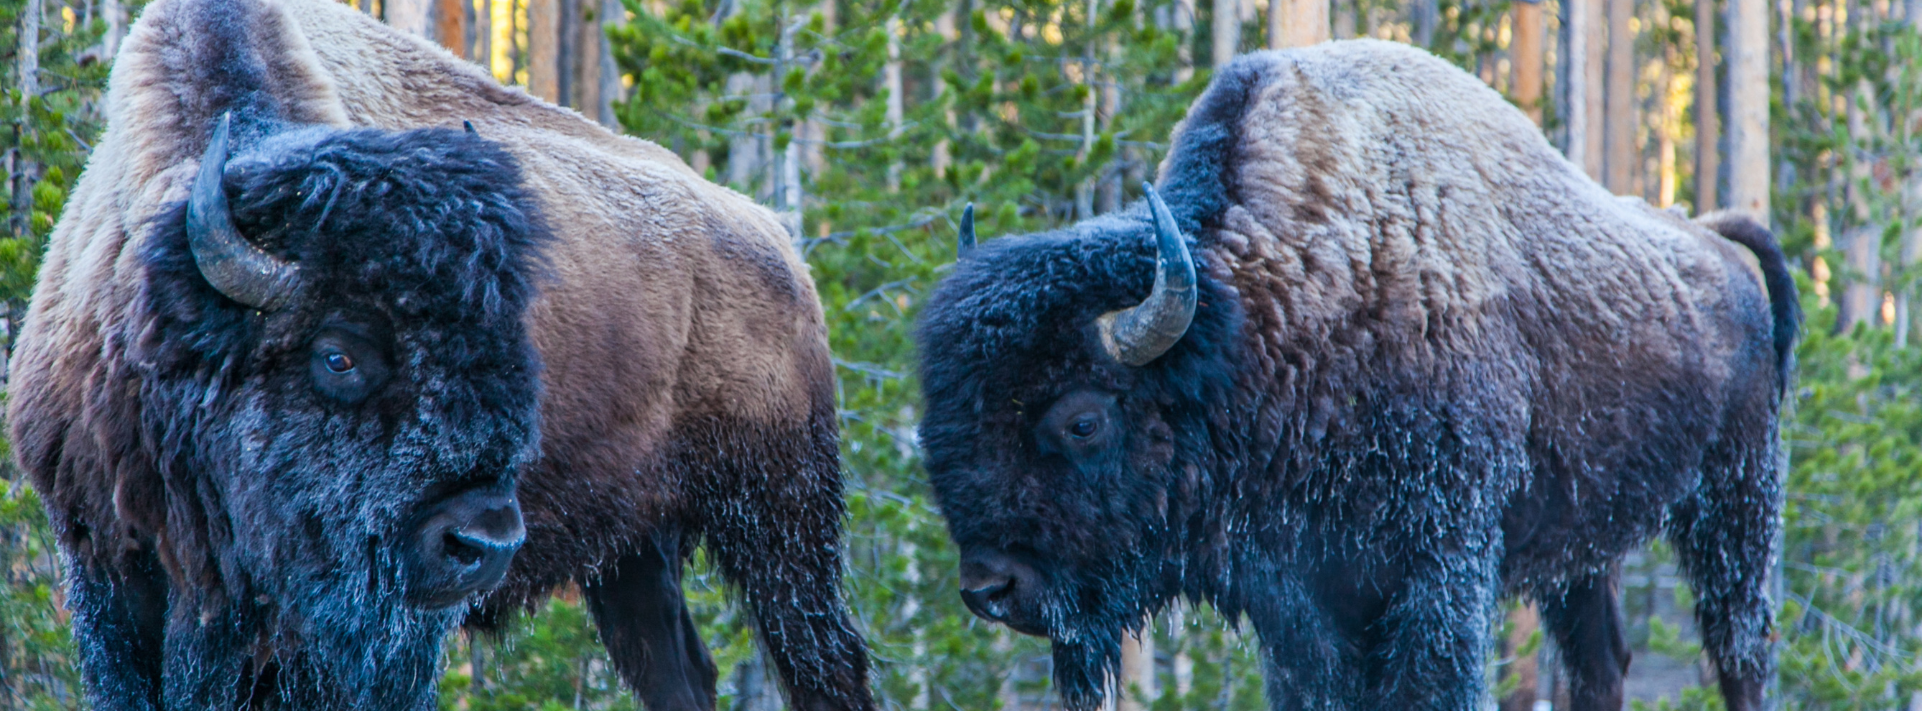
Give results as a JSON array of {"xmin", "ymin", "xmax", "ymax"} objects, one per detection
[
  {"xmin": 1512, "ymin": 0, "xmax": 1544, "ymax": 125},
  {"xmin": 1604, "ymin": 0, "xmax": 1633, "ymax": 193},
  {"xmin": 1269, "ymin": 0, "xmax": 1328, "ymax": 48},
  {"xmin": 1499, "ymin": 604, "xmax": 1541, "ymax": 711},
  {"xmin": 1696, "ymin": 0, "xmax": 1719, "ymax": 210},
  {"xmin": 1118, "ymin": 626, "xmax": 1155, "ymax": 711},
  {"xmin": 389, "ymin": 0, "xmax": 433, "ymax": 36},
  {"xmin": 1174, "ymin": 0, "xmax": 1196, "ymax": 83},
  {"xmin": 1727, "ymin": 0, "xmax": 1770, "ymax": 218},
  {"xmin": 932, "ymin": 6, "xmax": 956, "ymax": 179},
  {"xmin": 436, "ymin": 0, "xmax": 467, "ymax": 56},
  {"xmin": 528, "ymin": 0, "xmax": 561, "ymax": 101},
  {"xmin": 1212, "ymin": 0, "xmax": 1238, "ymax": 67},
  {"xmin": 886, "ymin": 13, "xmax": 905, "ymax": 192},
  {"xmin": 1564, "ymin": 0, "xmax": 1605, "ymax": 180},
  {"xmin": 12, "ymin": 0, "xmax": 40, "ymax": 241}
]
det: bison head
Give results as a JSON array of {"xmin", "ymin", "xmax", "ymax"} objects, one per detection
[
  {"xmin": 917, "ymin": 187, "xmax": 1242, "ymax": 708},
  {"xmin": 133, "ymin": 114, "xmax": 546, "ymax": 707}
]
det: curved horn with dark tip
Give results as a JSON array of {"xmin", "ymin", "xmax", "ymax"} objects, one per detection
[
  {"xmin": 957, "ymin": 203, "xmax": 976, "ymax": 257},
  {"xmin": 1098, "ymin": 183, "xmax": 1196, "ymax": 366},
  {"xmin": 464, "ymin": 120, "xmax": 479, "ymax": 136},
  {"xmin": 188, "ymin": 113, "xmax": 303, "ymax": 311}
]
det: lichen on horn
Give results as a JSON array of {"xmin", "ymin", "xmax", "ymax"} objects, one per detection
[
  {"xmin": 1097, "ymin": 183, "xmax": 1196, "ymax": 367},
  {"xmin": 187, "ymin": 113, "xmax": 303, "ymax": 311}
]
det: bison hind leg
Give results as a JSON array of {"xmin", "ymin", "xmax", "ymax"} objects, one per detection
[
  {"xmin": 1662, "ymin": 416, "xmax": 1779, "ymax": 711},
  {"xmin": 1534, "ymin": 570, "xmax": 1630, "ymax": 711},
  {"xmin": 583, "ymin": 528, "xmax": 719, "ymax": 711}
]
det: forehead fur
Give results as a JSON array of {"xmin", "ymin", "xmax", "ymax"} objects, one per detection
[
  {"xmin": 220, "ymin": 126, "xmax": 549, "ymax": 325},
  {"xmin": 916, "ymin": 212, "xmax": 1243, "ymax": 450}
]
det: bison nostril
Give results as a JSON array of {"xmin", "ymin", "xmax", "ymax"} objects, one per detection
[
  {"xmin": 443, "ymin": 530, "xmax": 486, "ymax": 566},
  {"xmin": 960, "ymin": 574, "xmax": 1017, "ymax": 621}
]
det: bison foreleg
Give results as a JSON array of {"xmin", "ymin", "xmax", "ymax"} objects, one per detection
[
  {"xmin": 584, "ymin": 528, "xmax": 719, "ymax": 711},
  {"xmin": 1360, "ymin": 533, "xmax": 1502, "ymax": 711},
  {"xmin": 1535, "ymin": 570, "xmax": 1631, "ymax": 711},
  {"xmin": 1241, "ymin": 568, "xmax": 1360, "ymax": 710},
  {"xmin": 65, "ymin": 555, "xmax": 166, "ymax": 711}
]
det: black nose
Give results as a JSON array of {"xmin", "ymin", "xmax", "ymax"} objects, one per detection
[
  {"xmin": 402, "ymin": 488, "xmax": 524, "ymax": 608},
  {"xmin": 958, "ymin": 549, "xmax": 1033, "ymax": 625}
]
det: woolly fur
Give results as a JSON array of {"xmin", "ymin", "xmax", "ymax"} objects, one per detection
[
  {"xmin": 7, "ymin": 0, "xmax": 871, "ymax": 708},
  {"xmin": 918, "ymin": 41, "xmax": 1795, "ymax": 711}
]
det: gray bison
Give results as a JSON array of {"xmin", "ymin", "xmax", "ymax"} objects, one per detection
[
  {"xmin": 917, "ymin": 41, "xmax": 1795, "ymax": 711},
  {"xmin": 6, "ymin": 0, "xmax": 871, "ymax": 708}
]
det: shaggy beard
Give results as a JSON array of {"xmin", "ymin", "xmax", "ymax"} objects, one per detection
[
  {"xmin": 1050, "ymin": 633, "xmax": 1124, "ymax": 711},
  {"xmin": 258, "ymin": 546, "xmax": 465, "ymax": 710}
]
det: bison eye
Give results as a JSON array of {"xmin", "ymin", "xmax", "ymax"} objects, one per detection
[
  {"xmin": 309, "ymin": 325, "xmax": 391, "ymax": 404},
  {"xmin": 1069, "ymin": 416, "xmax": 1100, "ymax": 438}
]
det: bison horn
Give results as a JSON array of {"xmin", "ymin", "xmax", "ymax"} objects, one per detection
[
  {"xmin": 1098, "ymin": 183, "xmax": 1196, "ymax": 366},
  {"xmin": 188, "ymin": 113, "xmax": 302, "ymax": 311},
  {"xmin": 957, "ymin": 203, "xmax": 976, "ymax": 257},
  {"xmin": 464, "ymin": 120, "xmax": 479, "ymax": 136}
]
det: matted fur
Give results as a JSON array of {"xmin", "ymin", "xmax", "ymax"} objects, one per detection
[
  {"xmin": 918, "ymin": 41, "xmax": 1794, "ymax": 710},
  {"xmin": 8, "ymin": 0, "xmax": 871, "ymax": 708}
]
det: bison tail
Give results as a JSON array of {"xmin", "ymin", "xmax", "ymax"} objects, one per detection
[{"xmin": 1700, "ymin": 211, "xmax": 1801, "ymax": 391}]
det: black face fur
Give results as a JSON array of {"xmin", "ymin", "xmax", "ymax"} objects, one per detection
[
  {"xmin": 916, "ymin": 208, "xmax": 1244, "ymax": 707},
  {"xmin": 137, "ymin": 125, "xmax": 548, "ymax": 708}
]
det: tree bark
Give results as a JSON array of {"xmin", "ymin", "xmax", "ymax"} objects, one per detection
[
  {"xmin": 1604, "ymin": 0, "xmax": 1634, "ymax": 193},
  {"xmin": 528, "ymin": 0, "xmax": 561, "ymax": 102},
  {"xmin": 1174, "ymin": 0, "xmax": 1196, "ymax": 83},
  {"xmin": 1118, "ymin": 628, "xmax": 1155, "ymax": 711},
  {"xmin": 1726, "ymin": 0, "xmax": 1769, "ymax": 218},
  {"xmin": 1512, "ymin": 0, "xmax": 1544, "ymax": 125},
  {"xmin": 437, "ymin": 0, "xmax": 468, "ymax": 56},
  {"xmin": 1212, "ymin": 0, "xmax": 1238, "ymax": 68},
  {"xmin": 1695, "ymin": 0, "xmax": 1719, "ymax": 210},
  {"xmin": 1268, "ymin": 0, "xmax": 1327, "ymax": 48},
  {"xmin": 1564, "ymin": 0, "xmax": 1605, "ymax": 181},
  {"xmin": 1499, "ymin": 604, "xmax": 1541, "ymax": 711},
  {"xmin": 388, "ymin": 0, "xmax": 433, "ymax": 36}
]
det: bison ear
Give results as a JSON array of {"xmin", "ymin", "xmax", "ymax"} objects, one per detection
[{"xmin": 957, "ymin": 203, "xmax": 976, "ymax": 258}]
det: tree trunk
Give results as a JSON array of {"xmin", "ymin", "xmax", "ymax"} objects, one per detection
[
  {"xmin": 1174, "ymin": 0, "xmax": 1196, "ymax": 83},
  {"xmin": 1564, "ymin": 0, "xmax": 1605, "ymax": 181},
  {"xmin": 1726, "ymin": 0, "xmax": 1769, "ymax": 219},
  {"xmin": 1512, "ymin": 0, "xmax": 1544, "ymax": 125},
  {"xmin": 437, "ymin": 0, "xmax": 468, "ymax": 56},
  {"xmin": 1212, "ymin": 0, "xmax": 1238, "ymax": 67},
  {"xmin": 885, "ymin": 14, "xmax": 905, "ymax": 192},
  {"xmin": 1118, "ymin": 627, "xmax": 1156, "ymax": 711},
  {"xmin": 1604, "ymin": 0, "xmax": 1634, "ymax": 193},
  {"xmin": 388, "ymin": 0, "xmax": 433, "ymax": 36},
  {"xmin": 1413, "ymin": 0, "xmax": 1437, "ymax": 47},
  {"xmin": 1268, "ymin": 0, "xmax": 1327, "ymax": 48},
  {"xmin": 13, "ymin": 0, "xmax": 40, "ymax": 241},
  {"xmin": 575, "ymin": 0, "xmax": 604, "ymax": 122},
  {"xmin": 1499, "ymin": 604, "xmax": 1541, "ymax": 711},
  {"xmin": 1840, "ymin": 81, "xmax": 1879, "ymax": 331},
  {"xmin": 528, "ymin": 0, "xmax": 561, "ymax": 102},
  {"xmin": 1695, "ymin": 0, "xmax": 1719, "ymax": 210},
  {"xmin": 933, "ymin": 7, "xmax": 956, "ymax": 178}
]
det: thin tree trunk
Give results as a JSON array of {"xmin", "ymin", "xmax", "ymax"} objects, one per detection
[
  {"xmin": 528, "ymin": 0, "xmax": 561, "ymax": 101},
  {"xmin": 1174, "ymin": 0, "xmax": 1196, "ymax": 83},
  {"xmin": 1212, "ymin": 0, "xmax": 1238, "ymax": 67},
  {"xmin": 1840, "ymin": 80, "xmax": 1879, "ymax": 330},
  {"xmin": 1413, "ymin": 0, "xmax": 1437, "ymax": 46},
  {"xmin": 1565, "ymin": 0, "xmax": 1605, "ymax": 180},
  {"xmin": 1499, "ymin": 604, "xmax": 1542, "ymax": 711},
  {"xmin": 389, "ymin": 0, "xmax": 434, "ymax": 36},
  {"xmin": 12, "ymin": 0, "xmax": 40, "ymax": 241},
  {"xmin": 1512, "ymin": 0, "xmax": 1544, "ymax": 125},
  {"xmin": 437, "ymin": 0, "xmax": 468, "ymax": 56},
  {"xmin": 885, "ymin": 14, "xmax": 905, "ymax": 192},
  {"xmin": 1118, "ymin": 626, "xmax": 1156, "ymax": 711},
  {"xmin": 575, "ymin": 0, "xmax": 605, "ymax": 122},
  {"xmin": 1604, "ymin": 0, "xmax": 1634, "ymax": 193},
  {"xmin": 1269, "ymin": 0, "xmax": 1327, "ymax": 47},
  {"xmin": 1727, "ymin": 0, "xmax": 1770, "ymax": 218},
  {"xmin": 933, "ymin": 7, "xmax": 956, "ymax": 178},
  {"xmin": 1696, "ymin": 0, "xmax": 1720, "ymax": 210}
]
